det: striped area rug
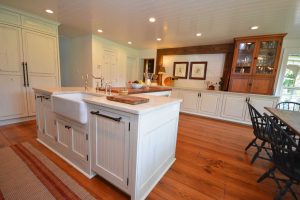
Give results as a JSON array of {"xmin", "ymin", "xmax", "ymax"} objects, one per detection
[{"xmin": 0, "ymin": 143, "xmax": 95, "ymax": 200}]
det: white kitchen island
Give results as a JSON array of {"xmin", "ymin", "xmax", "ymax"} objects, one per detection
[{"xmin": 33, "ymin": 87, "xmax": 182, "ymax": 200}]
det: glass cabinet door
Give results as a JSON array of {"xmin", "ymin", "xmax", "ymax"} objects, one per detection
[
  {"xmin": 234, "ymin": 42, "xmax": 255, "ymax": 74},
  {"xmin": 255, "ymin": 40, "xmax": 278, "ymax": 75}
]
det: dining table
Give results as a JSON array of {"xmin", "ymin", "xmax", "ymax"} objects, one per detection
[{"xmin": 265, "ymin": 107, "xmax": 300, "ymax": 136}]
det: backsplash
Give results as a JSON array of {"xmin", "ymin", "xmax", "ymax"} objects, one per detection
[{"xmin": 162, "ymin": 54, "xmax": 226, "ymax": 89}]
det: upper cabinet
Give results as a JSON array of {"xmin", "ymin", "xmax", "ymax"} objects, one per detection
[{"xmin": 229, "ymin": 34, "xmax": 286, "ymax": 95}]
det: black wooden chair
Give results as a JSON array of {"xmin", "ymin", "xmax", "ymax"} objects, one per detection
[
  {"xmin": 257, "ymin": 114, "xmax": 300, "ymax": 200},
  {"xmin": 245, "ymin": 102, "xmax": 272, "ymax": 164},
  {"xmin": 276, "ymin": 102, "xmax": 300, "ymax": 112}
]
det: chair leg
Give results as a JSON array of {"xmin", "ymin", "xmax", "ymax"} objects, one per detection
[
  {"xmin": 251, "ymin": 141, "xmax": 265, "ymax": 164},
  {"xmin": 275, "ymin": 179, "xmax": 293, "ymax": 200},
  {"xmin": 245, "ymin": 137, "xmax": 257, "ymax": 151},
  {"xmin": 257, "ymin": 166, "xmax": 276, "ymax": 183}
]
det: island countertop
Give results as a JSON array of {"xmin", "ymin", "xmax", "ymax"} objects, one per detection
[
  {"xmin": 33, "ymin": 86, "xmax": 172, "ymax": 95},
  {"xmin": 33, "ymin": 87, "xmax": 182, "ymax": 115}
]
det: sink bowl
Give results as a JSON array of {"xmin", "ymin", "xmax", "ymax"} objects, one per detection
[{"xmin": 52, "ymin": 93, "xmax": 98, "ymax": 124}]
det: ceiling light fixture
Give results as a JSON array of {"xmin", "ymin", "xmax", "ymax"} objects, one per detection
[
  {"xmin": 196, "ymin": 33, "xmax": 202, "ymax": 37},
  {"xmin": 128, "ymin": 41, "xmax": 132, "ymax": 45},
  {"xmin": 97, "ymin": 29, "xmax": 103, "ymax": 33},
  {"xmin": 149, "ymin": 17, "xmax": 156, "ymax": 23},
  {"xmin": 45, "ymin": 9, "xmax": 54, "ymax": 14},
  {"xmin": 250, "ymin": 26, "xmax": 259, "ymax": 30},
  {"xmin": 157, "ymin": 38, "xmax": 162, "ymax": 41}
]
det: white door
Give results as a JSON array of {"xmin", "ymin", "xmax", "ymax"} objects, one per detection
[
  {"xmin": 0, "ymin": 24, "xmax": 23, "ymax": 74},
  {"xmin": 43, "ymin": 98, "xmax": 57, "ymax": 141},
  {"xmin": 22, "ymin": 30, "xmax": 58, "ymax": 75},
  {"xmin": 26, "ymin": 75, "xmax": 57, "ymax": 116},
  {"xmin": 91, "ymin": 109, "xmax": 130, "ymax": 190},
  {"xmin": 103, "ymin": 50, "xmax": 118, "ymax": 85},
  {"xmin": 126, "ymin": 56, "xmax": 138, "ymax": 82},
  {"xmin": 35, "ymin": 94, "xmax": 44, "ymax": 136},
  {"xmin": 57, "ymin": 119, "xmax": 72, "ymax": 149},
  {"xmin": 198, "ymin": 92, "xmax": 222, "ymax": 116},
  {"xmin": 70, "ymin": 125, "xmax": 88, "ymax": 162},
  {"xmin": 0, "ymin": 74, "xmax": 28, "ymax": 120},
  {"xmin": 221, "ymin": 94, "xmax": 248, "ymax": 121},
  {"xmin": 180, "ymin": 90, "xmax": 199, "ymax": 112},
  {"xmin": 245, "ymin": 96, "xmax": 278, "ymax": 122}
]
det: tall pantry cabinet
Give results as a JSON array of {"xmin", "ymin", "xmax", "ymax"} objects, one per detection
[{"xmin": 0, "ymin": 6, "xmax": 60, "ymax": 122}]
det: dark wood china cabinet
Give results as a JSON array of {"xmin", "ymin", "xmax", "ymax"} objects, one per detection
[{"xmin": 228, "ymin": 34, "xmax": 286, "ymax": 95}]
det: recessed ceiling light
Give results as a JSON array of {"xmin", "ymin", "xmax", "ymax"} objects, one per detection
[
  {"xmin": 45, "ymin": 9, "xmax": 54, "ymax": 14},
  {"xmin": 157, "ymin": 38, "xmax": 162, "ymax": 41},
  {"xmin": 149, "ymin": 17, "xmax": 156, "ymax": 23},
  {"xmin": 128, "ymin": 41, "xmax": 132, "ymax": 45},
  {"xmin": 196, "ymin": 33, "xmax": 202, "ymax": 37},
  {"xmin": 250, "ymin": 26, "xmax": 259, "ymax": 30},
  {"xmin": 97, "ymin": 29, "xmax": 103, "ymax": 33}
]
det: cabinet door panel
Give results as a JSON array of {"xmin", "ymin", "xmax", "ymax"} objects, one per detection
[
  {"xmin": 221, "ymin": 94, "xmax": 248, "ymax": 121},
  {"xmin": 91, "ymin": 110, "xmax": 129, "ymax": 189},
  {"xmin": 198, "ymin": 92, "xmax": 221, "ymax": 116},
  {"xmin": 229, "ymin": 76, "xmax": 250, "ymax": 93},
  {"xmin": 0, "ymin": 74, "xmax": 28, "ymax": 120},
  {"xmin": 180, "ymin": 90, "xmax": 199, "ymax": 112},
  {"xmin": 71, "ymin": 126, "xmax": 87, "ymax": 160},
  {"xmin": 250, "ymin": 77, "xmax": 274, "ymax": 95},
  {"xmin": 43, "ymin": 99, "xmax": 57, "ymax": 140},
  {"xmin": 57, "ymin": 120, "xmax": 71, "ymax": 148},
  {"xmin": 22, "ymin": 30, "xmax": 58, "ymax": 75},
  {"xmin": 0, "ymin": 25, "xmax": 23, "ymax": 74},
  {"xmin": 27, "ymin": 75, "xmax": 57, "ymax": 116}
]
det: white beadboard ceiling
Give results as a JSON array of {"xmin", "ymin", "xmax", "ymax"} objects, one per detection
[{"xmin": 0, "ymin": 0, "xmax": 300, "ymax": 49}]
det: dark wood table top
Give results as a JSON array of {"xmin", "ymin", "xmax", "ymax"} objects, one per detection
[{"xmin": 265, "ymin": 107, "xmax": 300, "ymax": 136}]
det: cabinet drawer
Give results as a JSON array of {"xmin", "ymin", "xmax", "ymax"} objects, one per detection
[
  {"xmin": 21, "ymin": 16, "xmax": 57, "ymax": 35},
  {"xmin": 0, "ymin": 8, "xmax": 21, "ymax": 26}
]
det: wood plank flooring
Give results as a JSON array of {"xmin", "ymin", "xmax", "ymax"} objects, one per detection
[{"xmin": 0, "ymin": 114, "xmax": 298, "ymax": 200}]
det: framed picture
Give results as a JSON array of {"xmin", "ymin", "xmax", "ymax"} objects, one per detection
[
  {"xmin": 189, "ymin": 62, "xmax": 207, "ymax": 80},
  {"xmin": 173, "ymin": 62, "xmax": 188, "ymax": 79}
]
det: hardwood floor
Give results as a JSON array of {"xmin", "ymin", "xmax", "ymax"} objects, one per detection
[{"xmin": 0, "ymin": 114, "xmax": 298, "ymax": 200}]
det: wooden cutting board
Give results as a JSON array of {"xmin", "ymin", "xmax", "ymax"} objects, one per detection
[{"xmin": 106, "ymin": 95, "xmax": 149, "ymax": 105}]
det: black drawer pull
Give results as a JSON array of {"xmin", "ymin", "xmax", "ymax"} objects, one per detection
[
  {"xmin": 90, "ymin": 111, "xmax": 122, "ymax": 122},
  {"xmin": 64, "ymin": 125, "xmax": 71, "ymax": 129},
  {"xmin": 43, "ymin": 96, "xmax": 50, "ymax": 100}
]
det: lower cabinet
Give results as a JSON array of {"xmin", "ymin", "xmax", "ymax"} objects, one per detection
[
  {"xmin": 220, "ymin": 94, "xmax": 248, "ymax": 121},
  {"xmin": 180, "ymin": 90, "xmax": 199, "ymax": 112},
  {"xmin": 176, "ymin": 89, "xmax": 279, "ymax": 124},
  {"xmin": 90, "ymin": 108, "xmax": 130, "ymax": 192},
  {"xmin": 35, "ymin": 92, "xmax": 92, "ymax": 177},
  {"xmin": 56, "ymin": 117, "xmax": 90, "ymax": 171},
  {"xmin": 179, "ymin": 90, "xmax": 222, "ymax": 117},
  {"xmin": 198, "ymin": 92, "xmax": 222, "ymax": 116}
]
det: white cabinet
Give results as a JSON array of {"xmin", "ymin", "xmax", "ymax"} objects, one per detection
[
  {"xmin": 102, "ymin": 50, "xmax": 119, "ymax": 85},
  {"xmin": 22, "ymin": 30, "xmax": 58, "ymax": 75},
  {"xmin": 180, "ymin": 90, "xmax": 199, "ymax": 112},
  {"xmin": 90, "ymin": 109, "xmax": 130, "ymax": 191},
  {"xmin": 198, "ymin": 92, "xmax": 222, "ymax": 116},
  {"xmin": 0, "ymin": 24, "xmax": 23, "ymax": 73},
  {"xmin": 0, "ymin": 7, "xmax": 60, "ymax": 123},
  {"xmin": 35, "ymin": 94, "xmax": 57, "ymax": 144},
  {"xmin": 220, "ymin": 94, "xmax": 248, "ymax": 121},
  {"xmin": 0, "ymin": 74, "xmax": 28, "ymax": 120}
]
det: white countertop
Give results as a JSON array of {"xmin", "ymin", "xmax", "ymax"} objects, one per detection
[
  {"xmin": 33, "ymin": 87, "xmax": 182, "ymax": 115},
  {"xmin": 83, "ymin": 94, "xmax": 182, "ymax": 114}
]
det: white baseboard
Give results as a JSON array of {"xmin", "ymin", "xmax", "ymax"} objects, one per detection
[{"xmin": 0, "ymin": 116, "xmax": 36, "ymax": 126}]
